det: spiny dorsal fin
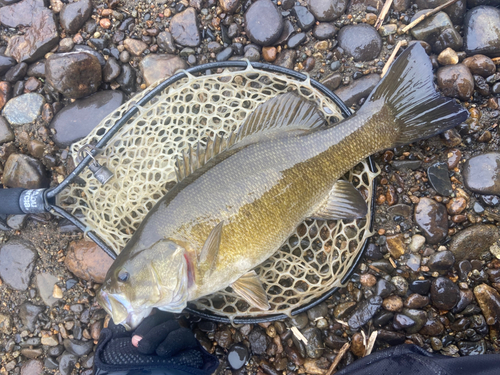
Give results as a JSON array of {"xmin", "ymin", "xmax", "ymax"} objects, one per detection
[
  {"xmin": 197, "ymin": 221, "xmax": 223, "ymax": 277},
  {"xmin": 232, "ymin": 270, "xmax": 270, "ymax": 310},
  {"xmin": 310, "ymin": 180, "xmax": 368, "ymax": 221},
  {"xmin": 175, "ymin": 93, "xmax": 324, "ymax": 182},
  {"xmin": 234, "ymin": 92, "xmax": 325, "ymax": 143}
]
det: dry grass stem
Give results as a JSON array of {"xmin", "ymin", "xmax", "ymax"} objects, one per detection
[
  {"xmin": 381, "ymin": 40, "xmax": 404, "ymax": 78},
  {"xmin": 402, "ymin": 0, "xmax": 460, "ymax": 33},
  {"xmin": 375, "ymin": 0, "xmax": 394, "ymax": 30},
  {"xmin": 326, "ymin": 343, "xmax": 351, "ymax": 375}
]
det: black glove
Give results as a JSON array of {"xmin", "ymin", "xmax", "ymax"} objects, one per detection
[{"xmin": 94, "ymin": 310, "xmax": 219, "ymax": 375}]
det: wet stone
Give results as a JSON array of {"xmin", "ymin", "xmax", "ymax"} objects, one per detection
[
  {"xmin": 386, "ymin": 234, "xmax": 406, "ymax": 259},
  {"xmin": 51, "ymin": 90, "xmax": 125, "ymax": 147},
  {"xmin": 431, "ymin": 277, "xmax": 460, "ymax": 311},
  {"xmin": 3, "ymin": 93, "xmax": 44, "ymax": 126},
  {"xmin": 410, "ymin": 279, "xmax": 431, "ymax": 295},
  {"xmin": 427, "ymin": 162, "xmax": 452, "ymax": 196},
  {"xmin": 313, "ymin": 23, "xmax": 337, "ymax": 40},
  {"xmin": 337, "ymin": 24, "xmax": 382, "ymax": 61},
  {"xmin": 393, "ymin": 313, "xmax": 415, "ymax": 330},
  {"xmin": 446, "ymin": 197, "xmax": 467, "ymax": 215},
  {"xmin": 360, "ymin": 273, "xmax": 377, "ymax": 287},
  {"xmin": 302, "ymin": 327, "xmax": 323, "ymax": 358},
  {"xmin": 65, "ymin": 239, "xmax": 114, "ymax": 283},
  {"xmin": 289, "ymin": 312, "xmax": 309, "ymax": 329},
  {"xmin": 59, "ymin": 0, "xmax": 92, "ymax": 34},
  {"xmin": 274, "ymin": 49, "xmax": 296, "ymax": 70},
  {"xmin": 46, "ymin": 52, "xmax": 101, "ymax": 99},
  {"xmin": 321, "ymin": 73, "xmax": 342, "ymax": 91},
  {"xmin": 59, "ymin": 352, "xmax": 78, "ymax": 375},
  {"xmin": 103, "ymin": 57, "xmax": 121, "ymax": 82},
  {"xmin": 348, "ymin": 296, "xmax": 382, "ymax": 330},
  {"xmin": 415, "ymin": 0, "xmax": 465, "ymax": 25},
  {"xmin": 463, "ymin": 6, "xmax": 500, "ymax": 57},
  {"xmin": 307, "ymin": 303, "xmax": 328, "ymax": 320},
  {"xmin": 405, "ymin": 294, "xmax": 429, "ymax": 309},
  {"xmin": 227, "ymin": 343, "xmax": 248, "ymax": 370},
  {"xmin": 0, "ymin": 55, "xmax": 16, "ymax": 75},
  {"xmin": 63, "ymin": 338, "xmax": 93, "ymax": 357},
  {"xmin": 0, "ymin": 239, "xmax": 37, "ymax": 291},
  {"xmin": 288, "ymin": 33, "xmax": 306, "ymax": 49},
  {"xmin": 382, "ymin": 295, "xmax": 403, "ymax": 312},
  {"xmin": 20, "ymin": 359, "xmax": 43, "ymax": 375},
  {"xmin": 376, "ymin": 279, "xmax": 396, "ymax": 298},
  {"xmin": 414, "ymin": 198, "xmax": 448, "ymax": 245},
  {"xmin": 463, "ymin": 55, "xmax": 496, "ymax": 77},
  {"xmin": 35, "ymin": 273, "xmax": 59, "ymax": 306},
  {"xmin": 463, "ymin": 153, "xmax": 500, "ymax": 195},
  {"xmin": 448, "ymin": 225, "xmax": 499, "ymax": 261},
  {"xmin": 220, "ymin": 0, "xmax": 240, "ymax": 13},
  {"xmin": 410, "ymin": 11, "xmax": 462, "ymax": 53},
  {"xmin": 334, "ymin": 73, "xmax": 380, "ymax": 107},
  {"xmin": 474, "ymin": 284, "xmax": 500, "ymax": 325},
  {"xmin": 350, "ymin": 332, "xmax": 365, "ymax": 357},
  {"xmin": 333, "ymin": 301, "xmax": 356, "ymax": 319},
  {"xmin": 248, "ymin": 329, "xmax": 268, "ymax": 355},
  {"xmin": 292, "ymin": 6, "xmax": 315, "ymax": 31},
  {"xmin": 373, "ymin": 310, "xmax": 393, "ymax": 327},
  {"xmin": 123, "ymin": 38, "xmax": 148, "ymax": 56},
  {"xmin": 170, "ymin": 8, "xmax": 200, "ymax": 47},
  {"xmin": 244, "ymin": 0, "xmax": 283, "ymax": 46},
  {"xmin": 0, "ymin": 116, "xmax": 14, "ymax": 144},
  {"xmin": 364, "ymin": 243, "xmax": 384, "ymax": 261},
  {"xmin": 5, "ymin": 62, "xmax": 27, "ymax": 83},
  {"xmin": 19, "ymin": 303, "xmax": 44, "ymax": 331},
  {"xmin": 419, "ymin": 319, "xmax": 444, "ymax": 336},
  {"xmin": 391, "ymin": 276, "xmax": 409, "ymax": 297},
  {"xmin": 3, "ymin": 153, "xmax": 49, "ymax": 188},
  {"xmin": 216, "ymin": 47, "xmax": 233, "ymax": 62},
  {"xmin": 157, "ymin": 31, "xmax": 176, "ymax": 54},
  {"xmin": 436, "ymin": 64, "xmax": 474, "ymax": 101},
  {"xmin": 307, "ymin": 0, "xmax": 347, "ymax": 21},
  {"xmin": 458, "ymin": 340, "xmax": 486, "ymax": 356},
  {"xmin": 214, "ymin": 328, "xmax": 232, "ymax": 349},
  {"xmin": 116, "ymin": 64, "xmax": 136, "ymax": 94},
  {"xmin": 274, "ymin": 20, "xmax": 294, "ymax": 45},
  {"xmin": 139, "ymin": 54, "xmax": 187, "ymax": 87},
  {"xmin": 377, "ymin": 329, "xmax": 406, "ymax": 345},
  {"xmin": 452, "ymin": 289, "xmax": 474, "ymax": 314},
  {"xmin": 428, "ymin": 250, "xmax": 455, "ymax": 272}
]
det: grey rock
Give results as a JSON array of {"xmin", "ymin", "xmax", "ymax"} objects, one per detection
[
  {"xmin": 307, "ymin": 0, "xmax": 347, "ymax": 21},
  {"xmin": 415, "ymin": 0, "xmax": 465, "ymax": 24},
  {"xmin": 391, "ymin": 276, "xmax": 409, "ymax": 297},
  {"xmin": 248, "ymin": 329, "xmax": 268, "ymax": 355},
  {"xmin": 322, "ymin": 73, "xmax": 342, "ymax": 91},
  {"xmin": 220, "ymin": 0, "xmax": 240, "ymax": 13},
  {"xmin": 334, "ymin": 73, "xmax": 380, "ymax": 107},
  {"xmin": 227, "ymin": 343, "xmax": 248, "ymax": 370},
  {"xmin": 103, "ymin": 57, "xmax": 121, "ymax": 82},
  {"xmin": 0, "ymin": 0, "xmax": 46, "ymax": 28},
  {"xmin": 448, "ymin": 224, "xmax": 499, "ymax": 261},
  {"xmin": 436, "ymin": 64, "xmax": 474, "ymax": 101},
  {"xmin": 63, "ymin": 338, "xmax": 93, "ymax": 356},
  {"xmin": 216, "ymin": 47, "xmax": 233, "ymax": 62},
  {"xmin": 458, "ymin": 340, "xmax": 486, "ymax": 356},
  {"xmin": 401, "ymin": 309, "xmax": 427, "ymax": 333},
  {"xmin": 59, "ymin": 0, "xmax": 92, "ymax": 34},
  {"xmin": 274, "ymin": 49, "xmax": 296, "ymax": 69},
  {"xmin": 50, "ymin": 90, "xmax": 125, "ymax": 147},
  {"xmin": 288, "ymin": 312, "xmax": 309, "ymax": 329},
  {"xmin": 0, "ymin": 240, "xmax": 37, "ymax": 290},
  {"xmin": 428, "ymin": 250, "xmax": 455, "ymax": 271},
  {"xmin": 20, "ymin": 359, "xmax": 43, "ymax": 375},
  {"xmin": 376, "ymin": 278, "xmax": 397, "ymax": 298},
  {"xmin": 463, "ymin": 153, "xmax": 500, "ymax": 195},
  {"xmin": 292, "ymin": 6, "xmax": 315, "ymax": 31},
  {"xmin": 410, "ymin": 11, "xmax": 462, "ymax": 54},
  {"xmin": 2, "ymin": 93, "xmax": 44, "ymax": 125},
  {"xmin": 301, "ymin": 327, "xmax": 323, "ymax": 358},
  {"xmin": 19, "ymin": 303, "xmax": 44, "ymax": 331},
  {"xmin": 414, "ymin": 198, "xmax": 448, "ymax": 245},
  {"xmin": 427, "ymin": 162, "xmax": 452, "ymax": 196},
  {"xmin": 116, "ymin": 64, "xmax": 136, "ymax": 94},
  {"xmin": 313, "ymin": 23, "xmax": 337, "ymax": 40},
  {"xmin": 288, "ymin": 33, "xmax": 306, "ymax": 49},
  {"xmin": 0, "ymin": 116, "xmax": 14, "ymax": 144},
  {"xmin": 0, "ymin": 55, "xmax": 16, "ymax": 75},
  {"xmin": 72, "ymin": 45, "xmax": 105, "ymax": 66},
  {"xmin": 307, "ymin": 303, "xmax": 328, "ymax": 320},
  {"xmin": 348, "ymin": 296, "xmax": 382, "ymax": 330},
  {"xmin": 244, "ymin": 47, "xmax": 260, "ymax": 62},
  {"xmin": 170, "ymin": 8, "xmax": 200, "ymax": 47},
  {"xmin": 157, "ymin": 31, "xmax": 177, "ymax": 54},
  {"xmin": 464, "ymin": 6, "xmax": 500, "ymax": 57},
  {"xmin": 59, "ymin": 351, "xmax": 78, "ymax": 375},
  {"xmin": 2, "ymin": 153, "xmax": 49, "ymax": 188},
  {"xmin": 431, "ymin": 277, "xmax": 460, "ymax": 310},
  {"xmin": 27, "ymin": 60, "xmax": 45, "ymax": 78},
  {"xmin": 274, "ymin": 20, "xmax": 294, "ymax": 45},
  {"xmin": 5, "ymin": 62, "xmax": 27, "ymax": 83},
  {"xmin": 6, "ymin": 214, "xmax": 26, "ymax": 230},
  {"xmin": 36, "ymin": 273, "xmax": 59, "ymax": 306},
  {"xmin": 392, "ymin": 160, "xmax": 422, "ymax": 170},
  {"xmin": 337, "ymin": 24, "xmax": 382, "ymax": 61},
  {"xmin": 244, "ymin": 0, "xmax": 283, "ymax": 46}
]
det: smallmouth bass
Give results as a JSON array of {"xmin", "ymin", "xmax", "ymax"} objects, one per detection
[{"xmin": 98, "ymin": 43, "xmax": 468, "ymax": 329}]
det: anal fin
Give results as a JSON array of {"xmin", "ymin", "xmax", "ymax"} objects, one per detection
[
  {"xmin": 232, "ymin": 270, "xmax": 270, "ymax": 310},
  {"xmin": 310, "ymin": 180, "xmax": 368, "ymax": 220}
]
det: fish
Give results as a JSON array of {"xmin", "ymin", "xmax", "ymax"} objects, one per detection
[{"xmin": 97, "ymin": 43, "xmax": 468, "ymax": 330}]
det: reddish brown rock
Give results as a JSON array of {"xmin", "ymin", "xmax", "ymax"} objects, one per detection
[
  {"xmin": 170, "ymin": 8, "xmax": 200, "ymax": 47},
  {"xmin": 474, "ymin": 284, "xmax": 500, "ymax": 325},
  {"xmin": 0, "ymin": 82, "xmax": 11, "ymax": 111},
  {"xmin": 436, "ymin": 64, "xmax": 474, "ymax": 101},
  {"xmin": 463, "ymin": 54, "xmax": 496, "ymax": 77},
  {"xmin": 64, "ymin": 239, "xmax": 113, "ymax": 283},
  {"xmin": 139, "ymin": 54, "xmax": 187, "ymax": 86}
]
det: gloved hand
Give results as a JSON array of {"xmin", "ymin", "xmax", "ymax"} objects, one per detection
[{"xmin": 94, "ymin": 310, "xmax": 219, "ymax": 375}]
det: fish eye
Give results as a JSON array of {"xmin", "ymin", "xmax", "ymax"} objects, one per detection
[{"xmin": 117, "ymin": 269, "xmax": 130, "ymax": 282}]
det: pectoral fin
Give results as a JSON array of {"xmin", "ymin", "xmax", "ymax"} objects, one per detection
[
  {"xmin": 310, "ymin": 180, "xmax": 368, "ymax": 220},
  {"xmin": 198, "ymin": 222, "xmax": 223, "ymax": 276},
  {"xmin": 232, "ymin": 270, "xmax": 270, "ymax": 310}
]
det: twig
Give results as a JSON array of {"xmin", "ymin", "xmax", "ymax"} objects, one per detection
[
  {"xmin": 364, "ymin": 331, "xmax": 378, "ymax": 357},
  {"xmin": 326, "ymin": 343, "xmax": 351, "ymax": 375},
  {"xmin": 402, "ymin": 0, "xmax": 460, "ymax": 33},
  {"xmin": 381, "ymin": 40, "xmax": 404, "ymax": 78},
  {"xmin": 290, "ymin": 326, "xmax": 309, "ymax": 345},
  {"xmin": 375, "ymin": 0, "xmax": 393, "ymax": 30}
]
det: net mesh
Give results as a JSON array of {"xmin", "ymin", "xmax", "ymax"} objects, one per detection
[{"xmin": 61, "ymin": 64, "xmax": 377, "ymax": 319}]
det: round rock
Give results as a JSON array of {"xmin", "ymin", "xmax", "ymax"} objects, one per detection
[
  {"xmin": 464, "ymin": 6, "xmax": 500, "ymax": 57},
  {"xmin": 436, "ymin": 64, "xmax": 474, "ymax": 101},
  {"xmin": 170, "ymin": 8, "xmax": 200, "ymax": 47},
  {"xmin": 139, "ymin": 54, "xmax": 188, "ymax": 87},
  {"xmin": 463, "ymin": 55, "xmax": 496, "ymax": 77},
  {"xmin": 431, "ymin": 277, "xmax": 460, "ymax": 310},
  {"xmin": 46, "ymin": 52, "xmax": 102, "ymax": 99},
  {"xmin": 307, "ymin": 0, "xmax": 347, "ymax": 21},
  {"xmin": 338, "ymin": 24, "xmax": 382, "ymax": 61},
  {"xmin": 448, "ymin": 224, "xmax": 499, "ymax": 261},
  {"xmin": 2, "ymin": 93, "xmax": 44, "ymax": 126},
  {"xmin": 64, "ymin": 239, "xmax": 113, "ymax": 283},
  {"xmin": 227, "ymin": 343, "xmax": 249, "ymax": 370},
  {"xmin": 463, "ymin": 152, "xmax": 500, "ymax": 195},
  {"xmin": 428, "ymin": 250, "xmax": 455, "ymax": 272},
  {"xmin": 2, "ymin": 153, "xmax": 49, "ymax": 189},
  {"xmin": 59, "ymin": 0, "xmax": 92, "ymax": 34},
  {"xmin": 244, "ymin": 0, "xmax": 283, "ymax": 46},
  {"xmin": 313, "ymin": 23, "xmax": 338, "ymax": 40},
  {"xmin": 0, "ymin": 239, "xmax": 38, "ymax": 291},
  {"xmin": 414, "ymin": 197, "xmax": 448, "ymax": 245},
  {"xmin": 334, "ymin": 73, "xmax": 380, "ymax": 107}
]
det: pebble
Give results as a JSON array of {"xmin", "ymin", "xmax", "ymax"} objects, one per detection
[
  {"xmin": 59, "ymin": 352, "xmax": 78, "ymax": 375},
  {"xmin": 350, "ymin": 332, "xmax": 365, "ymax": 357},
  {"xmin": 377, "ymin": 329, "xmax": 405, "ymax": 345},
  {"xmin": 214, "ymin": 327, "xmax": 232, "ymax": 348},
  {"xmin": 302, "ymin": 327, "xmax": 324, "ymax": 358},
  {"xmin": 292, "ymin": 6, "xmax": 315, "ymax": 31},
  {"xmin": 404, "ymin": 294, "xmax": 429, "ymax": 309},
  {"xmin": 410, "ymin": 11, "xmax": 462, "ymax": 53},
  {"xmin": 289, "ymin": 312, "xmax": 309, "ymax": 329},
  {"xmin": 65, "ymin": 239, "xmax": 114, "ymax": 283},
  {"xmin": 409, "ymin": 279, "xmax": 431, "ymax": 295},
  {"xmin": 5, "ymin": 62, "xmax": 28, "ymax": 83},
  {"xmin": 448, "ymin": 225, "xmax": 499, "ymax": 261},
  {"xmin": 313, "ymin": 23, "xmax": 337, "ymax": 40},
  {"xmin": 415, "ymin": 0, "xmax": 465, "ymax": 25},
  {"xmin": 139, "ymin": 54, "xmax": 187, "ymax": 87},
  {"xmin": 463, "ymin": 6, "xmax": 500, "ymax": 57},
  {"xmin": 382, "ymin": 295, "xmax": 403, "ymax": 312},
  {"xmin": 0, "ymin": 239, "xmax": 37, "ymax": 291},
  {"xmin": 459, "ymin": 340, "xmax": 486, "ymax": 356},
  {"xmin": 409, "ymin": 235, "xmax": 425, "ymax": 252},
  {"xmin": 391, "ymin": 276, "xmax": 409, "ymax": 297},
  {"xmin": 288, "ymin": 33, "xmax": 306, "ymax": 49},
  {"xmin": 307, "ymin": 303, "xmax": 328, "ymax": 320},
  {"xmin": 248, "ymin": 329, "xmax": 268, "ymax": 355},
  {"xmin": 446, "ymin": 197, "xmax": 467, "ymax": 215},
  {"xmin": 436, "ymin": 64, "xmax": 474, "ymax": 101},
  {"xmin": 376, "ymin": 278, "xmax": 396, "ymax": 298},
  {"xmin": 414, "ymin": 198, "xmax": 448, "ymax": 245},
  {"xmin": 35, "ymin": 273, "xmax": 59, "ymax": 306},
  {"xmin": 274, "ymin": 20, "xmax": 294, "ymax": 45},
  {"xmin": 157, "ymin": 31, "xmax": 176, "ymax": 54},
  {"xmin": 428, "ymin": 250, "xmax": 455, "ymax": 272},
  {"xmin": 220, "ymin": 0, "xmax": 240, "ymax": 13},
  {"xmin": 437, "ymin": 47, "xmax": 459, "ymax": 65},
  {"xmin": 348, "ymin": 296, "xmax": 382, "ymax": 330},
  {"xmin": 20, "ymin": 359, "xmax": 43, "ymax": 375},
  {"xmin": 123, "ymin": 38, "xmax": 148, "ymax": 56},
  {"xmin": 333, "ymin": 301, "xmax": 356, "ymax": 319},
  {"xmin": 261, "ymin": 47, "xmax": 276, "ymax": 62},
  {"xmin": 0, "ymin": 116, "xmax": 14, "ymax": 144},
  {"xmin": 3, "ymin": 153, "xmax": 49, "ymax": 188},
  {"xmin": 463, "ymin": 55, "xmax": 496, "ymax": 77},
  {"xmin": 463, "ymin": 153, "xmax": 500, "ymax": 195},
  {"xmin": 452, "ymin": 289, "xmax": 474, "ymax": 313},
  {"xmin": 431, "ymin": 277, "xmax": 460, "ymax": 310},
  {"xmin": 337, "ymin": 24, "xmax": 382, "ymax": 61},
  {"xmin": 227, "ymin": 343, "xmax": 249, "ymax": 370},
  {"xmin": 360, "ymin": 273, "xmax": 377, "ymax": 287},
  {"xmin": 19, "ymin": 303, "xmax": 44, "ymax": 331},
  {"xmin": 307, "ymin": 0, "xmax": 347, "ymax": 21},
  {"xmin": 103, "ymin": 57, "xmax": 121, "ymax": 82},
  {"xmin": 0, "ymin": 55, "xmax": 16, "ymax": 75},
  {"xmin": 170, "ymin": 8, "xmax": 200, "ymax": 47},
  {"xmin": 0, "ymin": 313, "xmax": 11, "ymax": 334},
  {"xmin": 116, "ymin": 64, "xmax": 136, "ymax": 94},
  {"xmin": 474, "ymin": 284, "xmax": 500, "ymax": 325},
  {"xmin": 393, "ymin": 313, "xmax": 415, "ymax": 330},
  {"xmin": 386, "ymin": 234, "xmax": 406, "ymax": 259},
  {"xmin": 274, "ymin": 49, "xmax": 296, "ymax": 70},
  {"xmin": 2, "ymin": 93, "xmax": 44, "ymax": 126},
  {"xmin": 46, "ymin": 52, "xmax": 101, "ymax": 99},
  {"xmin": 59, "ymin": 0, "xmax": 92, "ymax": 34},
  {"xmin": 334, "ymin": 74, "xmax": 380, "ymax": 107},
  {"xmin": 244, "ymin": 0, "xmax": 283, "ymax": 46},
  {"xmin": 402, "ymin": 309, "xmax": 427, "ymax": 333},
  {"xmin": 420, "ymin": 319, "xmax": 444, "ymax": 336}
]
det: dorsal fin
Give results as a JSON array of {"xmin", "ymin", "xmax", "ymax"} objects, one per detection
[{"xmin": 175, "ymin": 92, "xmax": 324, "ymax": 182}]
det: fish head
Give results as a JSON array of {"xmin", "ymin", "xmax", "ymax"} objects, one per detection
[{"xmin": 97, "ymin": 239, "xmax": 192, "ymax": 330}]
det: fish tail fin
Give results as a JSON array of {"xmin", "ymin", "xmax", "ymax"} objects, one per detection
[{"xmin": 363, "ymin": 43, "xmax": 469, "ymax": 146}]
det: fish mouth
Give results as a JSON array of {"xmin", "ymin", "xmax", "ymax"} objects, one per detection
[{"xmin": 97, "ymin": 290, "xmax": 150, "ymax": 330}]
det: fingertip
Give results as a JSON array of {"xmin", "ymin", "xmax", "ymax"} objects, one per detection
[{"xmin": 131, "ymin": 335, "xmax": 142, "ymax": 347}]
